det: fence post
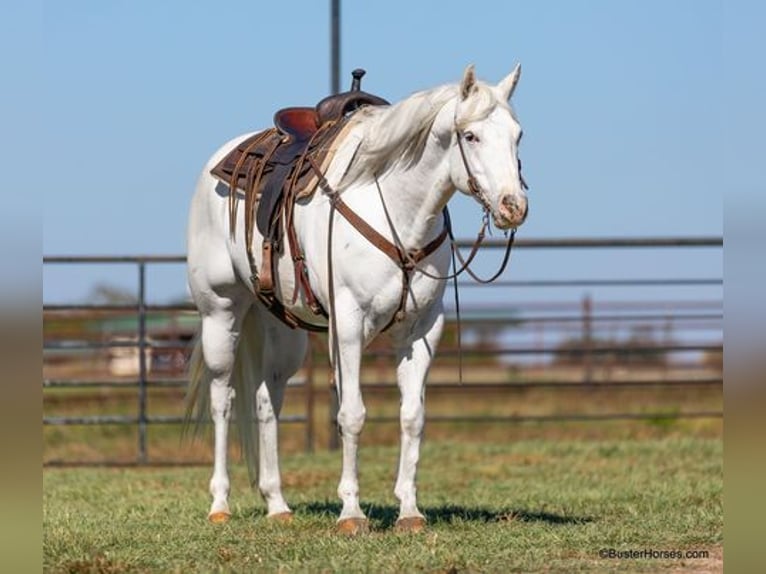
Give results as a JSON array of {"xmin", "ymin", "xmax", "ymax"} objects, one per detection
[
  {"xmin": 137, "ymin": 261, "xmax": 148, "ymax": 464},
  {"xmin": 582, "ymin": 294, "xmax": 593, "ymax": 384}
]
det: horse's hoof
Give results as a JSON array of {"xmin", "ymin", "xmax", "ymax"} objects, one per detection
[
  {"xmin": 395, "ymin": 516, "xmax": 426, "ymax": 533},
  {"xmin": 336, "ymin": 517, "xmax": 370, "ymax": 536},
  {"xmin": 208, "ymin": 511, "xmax": 231, "ymax": 524},
  {"xmin": 268, "ymin": 511, "xmax": 293, "ymax": 523}
]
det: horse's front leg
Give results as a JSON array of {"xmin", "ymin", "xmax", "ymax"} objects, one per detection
[
  {"xmin": 393, "ymin": 306, "xmax": 444, "ymax": 532},
  {"xmin": 331, "ymin": 312, "xmax": 368, "ymax": 534}
]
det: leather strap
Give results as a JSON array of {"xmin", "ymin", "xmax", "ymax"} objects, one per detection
[
  {"xmin": 330, "ymin": 194, "xmax": 448, "ymax": 269},
  {"xmin": 254, "ymin": 289, "xmax": 328, "ymax": 332},
  {"xmin": 258, "ymin": 240, "xmax": 275, "ymax": 294},
  {"xmin": 244, "ymin": 120, "xmax": 515, "ymax": 335},
  {"xmin": 230, "ymin": 130, "xmax": 276, "ymax": 237},
  {"xmin": 284, "ymin": 122, "xmax": 338, "ymax": 315},
  {"xmin": 334, "ymin": 193, "xmax": 448, "ymax": 332},
  {"xmin": 455, "ymin": 128, "xmax": 492, "ymax": 214},
  {"xmin": 309, "ymin": 157, "xmax": 449, "ymax": 331}
]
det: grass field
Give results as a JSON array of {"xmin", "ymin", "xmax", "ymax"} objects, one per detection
[{"xmin": 43, "ymin": 434, "xmax": 722, "ymax": 573}]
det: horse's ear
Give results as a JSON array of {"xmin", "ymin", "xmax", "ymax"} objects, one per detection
[
  {"xmin": 497, "ymin": 63, "xmax": 521, "ymax": 101},
  {"xmin": 460, "ymin": 64, "xmax": 477, "ymax": 100}
]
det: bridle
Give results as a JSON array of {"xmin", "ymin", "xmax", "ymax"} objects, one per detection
[
  {"xmin": 397, "ymin": 116, "xmax": 528, "ymax": 284},
  {"xmin": 451, "ymin": 121, "xmax": 529, "ymax": 281},
  {"xmin": 454, "ymin": 114, "xmax": 529, "ymax": 212},
  {"xmin": 311, "ymin": 114, "xmax": 527, "ymax": 388},
  {"xmin": 316, "ymin": 115, "xmax": 528, "ymax": 307},
  {"xmin": 454, "ymin": 127, "xmax": 495, "ymax": 215}
]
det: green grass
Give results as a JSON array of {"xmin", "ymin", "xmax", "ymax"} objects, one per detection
[{"xmin": 43, "ymin": 436, "xmax": 722, "ymax": 573}]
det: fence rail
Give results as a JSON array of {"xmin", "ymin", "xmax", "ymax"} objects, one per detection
[{"xmin": 43, "ymin": 236, "xmax": 723, "ymax": 466}]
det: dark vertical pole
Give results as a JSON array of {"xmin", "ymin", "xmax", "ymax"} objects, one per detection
[
  {"xmin": 662, "ymin": 314, "xmax": 672, "ymax": 381},
  {"xmin": 582, "ymin": 294, "xmax": 593, "ymax": 384},
  {"xmin": 137, "ymin": 262, "xmax": 148, "ymax": 463},
  {"xmin": 331, "ymin": 0, "xmax": 341, "ymax": 94},
  {"xmin": 329, "ymin": 0, "xmax": 341, "ymax": 450}
]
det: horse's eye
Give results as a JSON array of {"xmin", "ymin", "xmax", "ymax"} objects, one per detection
[{"xmin": 463, "ymin": 131, "xmax": 479, "ymax": 143}]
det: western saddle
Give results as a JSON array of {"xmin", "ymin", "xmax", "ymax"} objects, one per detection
[{"xmin": 210, "ymin": 69, "xmax": 389, "ymax": 331}]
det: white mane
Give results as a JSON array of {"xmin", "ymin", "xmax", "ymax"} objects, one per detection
[{"xmin": 339, "ymin": 81, "xmax": 509, "ymax": 190}]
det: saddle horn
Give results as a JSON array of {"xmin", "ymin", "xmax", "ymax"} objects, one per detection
[
  {"xmin": 316, "ymin": 68, "xmax": 390, "ymax": 125},
  {"xmin": 350, "ymin": 68, "xmax": 365, "ymax": 91}
]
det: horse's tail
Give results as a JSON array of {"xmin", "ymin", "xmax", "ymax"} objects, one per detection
[
  {"xmin": 182, "ymin": 333, "xmax": 209, "ymax": 439},
  {"xmin": 183, "ymin": 308, "xmax": 260, "ymax": 487}
]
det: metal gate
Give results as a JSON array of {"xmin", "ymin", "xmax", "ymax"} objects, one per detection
[{"xmin": 43, "ymin": 236, "xmax": 723, "ymax": 466}]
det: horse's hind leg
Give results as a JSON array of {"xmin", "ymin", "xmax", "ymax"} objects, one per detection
[
  {"xmin": 198, "ymin": 294, "xmax": 251, "ymax": 523},
  {"xmin": 251, "ymin": 308, "xmax": 308, "ymax": 518}
]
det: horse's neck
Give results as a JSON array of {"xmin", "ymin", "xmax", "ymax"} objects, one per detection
[
  {"xmin": 374, "ymin": 132, "xmax": 453, "ymax": 251},
  {"xmin": 377, "ymin": 168, "xmax": 450, "ymax": 250}
]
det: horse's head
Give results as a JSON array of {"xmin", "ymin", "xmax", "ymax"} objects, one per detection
[{"xmin": 449, "ymin": 64, "xmax": 528, "ymax": 230}]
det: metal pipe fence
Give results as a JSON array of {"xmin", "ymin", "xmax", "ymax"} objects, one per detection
[{"xmin": 43, "ymin": 236, "xmax": 723, "ymax": 465}]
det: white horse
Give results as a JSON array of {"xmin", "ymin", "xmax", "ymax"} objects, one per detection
[{"xmin": 186, "ymin": 64, "xmax": 528, "ymax": 534}]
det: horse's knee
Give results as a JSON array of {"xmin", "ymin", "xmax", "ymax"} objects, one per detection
[
  {"xmin": 400, "ymin": 405, "xmax": 424, "ymax": 437},
  {"xmin": 337, "ymin": 405, "xmax": 366, "ymax": 435}
]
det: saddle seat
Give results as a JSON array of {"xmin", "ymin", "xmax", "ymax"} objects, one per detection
[{"xmin": 274, "ymin": 107, "xmax": 319, "ymax": 141}]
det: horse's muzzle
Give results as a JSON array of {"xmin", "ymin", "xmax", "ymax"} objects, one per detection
[{"xmin": 498, "ymin": 194, "xmax": 528, "ymax": 228}]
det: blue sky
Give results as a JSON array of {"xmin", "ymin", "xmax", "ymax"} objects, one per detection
[{"xmin": 37, "ymin": 1, "xmax": 726, "ymax": 305}]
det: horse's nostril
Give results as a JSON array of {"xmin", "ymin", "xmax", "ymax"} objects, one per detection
[
  {"xmin": 501, "ymin": 195, "xmax": 528, "ymax": 222},
  {"xmin": 502, "ymin": 195, "xmax": 521, "ymax": 212}
]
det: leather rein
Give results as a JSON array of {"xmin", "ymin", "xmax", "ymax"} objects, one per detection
[
  {"xmin": 257, "ymin": 118, "xmax": 521, "ymax": 343},
  {"xmin": 307, "ymin": 121, "xmax": 519, "ymax": 332},
  {"xmin": 296, "ymin": 123, "xmax": 522, "ymax": 393}
]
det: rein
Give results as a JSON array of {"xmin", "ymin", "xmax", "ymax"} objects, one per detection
[
  {"xmin": 373, "ymin": 174, "xmax": 516, "ymax": 384},
  {"xmin": 308, "ymin": 115, "xmax": 520, "ymax": 389},
  {"xmin": 372, "ymin": 111, "xmax": 519, "ymax": 287},
  {"xmin": 366, "ymin": 116, "xmax": 519, "ymax": 381}
]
